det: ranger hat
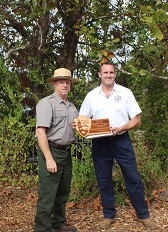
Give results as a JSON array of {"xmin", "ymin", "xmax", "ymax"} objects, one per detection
[{"xmin": 47, "ymin": 68, "xmax": 78, "ymax": 83}]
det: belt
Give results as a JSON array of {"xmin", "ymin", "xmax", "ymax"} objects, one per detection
[{"xmin": 48, "ymin": 141, "xmax": 71, "ymax": 151}]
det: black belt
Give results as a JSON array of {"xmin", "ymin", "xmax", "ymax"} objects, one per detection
[{"xmin": 48, "ymin": 141, "xmax": 71, "ymax": 151}]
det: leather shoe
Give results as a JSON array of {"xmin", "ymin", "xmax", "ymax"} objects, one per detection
[
  {"xmin": 139, "ymin": 218, "xmax": 158, "ymax": 230},
  {"xmin": 52, "ymin": 223, "xmax": 77, "ymax": 232},
  {"xmin": 98, "ymin": 218, "xmax": 115, "ymax": 229}
]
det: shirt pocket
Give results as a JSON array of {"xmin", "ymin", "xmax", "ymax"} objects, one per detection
[{"xmin": 52, "ymin": 109, "xmax": 67, "ymax": 129}]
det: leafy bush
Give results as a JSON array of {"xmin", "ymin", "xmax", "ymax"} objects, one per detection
[
  {"xmin": 130, "ymin": 130, "xmax": 167, "ymax": 194},
  {"xmin": 0, "ymin": 116, "xmax": 37, "ymax": 187},
  {"xmin": 70, "ymin": 141, "xmax": 98, "ymax": 201},
  {"xmin": 141, "ymin": 78, "xmax": 168, "ymax": 172}
]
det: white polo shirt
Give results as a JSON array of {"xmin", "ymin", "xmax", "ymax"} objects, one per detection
[{"xmin": 79, "ymin": 83, "xmax": 142, "ymax": 128}]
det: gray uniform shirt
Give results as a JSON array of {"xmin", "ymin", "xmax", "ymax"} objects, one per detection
[{"xmin": 36, "ymin": 92, "xmax": 78, "ymax": 145}]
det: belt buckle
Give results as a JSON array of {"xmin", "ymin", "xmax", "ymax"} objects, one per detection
[{"xmin": 66, "ymin": 145, "xmax": 71, "ymax": 151}]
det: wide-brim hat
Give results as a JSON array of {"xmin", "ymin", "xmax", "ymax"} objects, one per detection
[{"xmin": 47, "ymin": 68, "xmax": 78, "ymax": 83}]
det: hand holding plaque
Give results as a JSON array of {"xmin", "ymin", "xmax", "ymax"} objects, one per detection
[{"xmin": 74, "ymin": 115, "xmax": 113, "ymax": 139}]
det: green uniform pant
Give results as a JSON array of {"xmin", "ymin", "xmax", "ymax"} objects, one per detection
[{"xmin": 34, "ymin": 146, "xmax": 72, "ymax": 232}]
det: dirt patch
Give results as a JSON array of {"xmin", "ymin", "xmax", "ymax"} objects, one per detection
[{"xmin": 0, "ymin": 184, "xmax": 167, "ymax": 232}]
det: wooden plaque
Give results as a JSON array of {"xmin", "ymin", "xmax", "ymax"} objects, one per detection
[{"xmin": 74, "ymin": 115, "xmax": 112, "ymax": 139}]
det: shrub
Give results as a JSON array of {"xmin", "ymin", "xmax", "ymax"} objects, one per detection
[
  {"xmin": 131, "ymin": 130, "xmax": 167, "ymax": 194},
  {"xmin": 0, "ymin": 116, "xmax": 37, "ymax": 187},
  {"xmin": 70, "ymin": 141, "xmax": 98, "ymax": 201}
]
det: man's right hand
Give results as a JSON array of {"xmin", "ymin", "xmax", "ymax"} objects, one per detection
[{"xmin": 46, "ymin": 158, "xmax": 57, "ymax": 173}]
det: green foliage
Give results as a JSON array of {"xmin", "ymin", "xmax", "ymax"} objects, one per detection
[
  {"xmin": 69, "ymin": 141, "xmax": 98, "ymax": 201},
  {"xmin": 140, "ymin": 4, "xmax": 167, "ymax": 40},
  {"xmin": 0, "ymin": 58, "xmax": 23, "ymax": 118},
  {"xmin": 139, "ymin": 78, "xmax": 168, "ymax": 171},
  {"xmin": 124, "ymin": 71, "xmax": 168, "ymax": 193},
  {"xmin": 130, "ymin": 130, "xmax": 167, "ymax": 194},
  {"xmin": 69, "ymin": 78, "xmax": 89, "ymax": 110},
  {"xmin": 0, "ymin": 116, "xmax": 37, "ymax": 187},
  {"xmin": 0, "ymin": 57, "xmax": 37, "ymax": 187},
  {"xmin": 112, "ymin": 163, "xmax": 128, "ymax": 205}
]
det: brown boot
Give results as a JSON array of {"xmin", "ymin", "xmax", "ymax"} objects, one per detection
[
  {"xmin": 139, "ymin": 218, "xmax": 158, "ymax": 230},
  {"xmin": 98, "ymin": 218, "xmax": 115, "ymax": 230},
  {"xmin": 52, "ymin": 223, "xmax": 77, "ymax": 232}
]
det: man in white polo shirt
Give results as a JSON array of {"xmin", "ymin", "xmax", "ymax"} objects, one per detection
[{"xmin": 79, "ymin": 62, "xmax": 157, "ymax": 230}]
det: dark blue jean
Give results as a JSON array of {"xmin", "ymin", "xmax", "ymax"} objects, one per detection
[{"xmin": 92, "ymin": 132, "xmax": 149, "ymax": 219}]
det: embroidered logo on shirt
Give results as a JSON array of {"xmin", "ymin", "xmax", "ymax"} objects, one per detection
[{"xmin": 114, "ymin": 95, "xmax": 122, "ymax": 102}]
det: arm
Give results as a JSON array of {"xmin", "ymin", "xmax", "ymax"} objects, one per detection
[
  {"xmin": 36, "ymin": 127, "xmax": 57, "ymax": 173},
  {"xmin": 112, "ymin": 114, "xmax": 141, "ymax": 136}
]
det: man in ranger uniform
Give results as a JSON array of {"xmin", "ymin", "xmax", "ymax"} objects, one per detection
[{"xmin": 34, "ymin": 68, "xmax": 78, "ymax": 232}]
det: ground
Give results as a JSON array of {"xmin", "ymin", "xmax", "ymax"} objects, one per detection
[{"xmin": 0, "ymin": 184, "xmax": 168, "ymax": 232}]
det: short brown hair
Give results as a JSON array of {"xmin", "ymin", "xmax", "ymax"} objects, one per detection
[{"xmin": 99, "ymin": 62, "xmax": 115, "ymax": 72}]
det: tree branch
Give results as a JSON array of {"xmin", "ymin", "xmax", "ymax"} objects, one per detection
[
  {"xmin": 0, "ymin": 7, "xmax": 31, "ymax": 40},
  {"xmin": 4, "ymin": 43, "xmax": 30, "ymax": 60}
]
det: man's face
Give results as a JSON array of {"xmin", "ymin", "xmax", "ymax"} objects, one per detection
[
  {"xmin": 98, "ymin": 64, "xmax": 116, "ymax": 87},
  {"xmin": 53, "ymin": 79, "xmax": 71, "ymax": 98}
]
